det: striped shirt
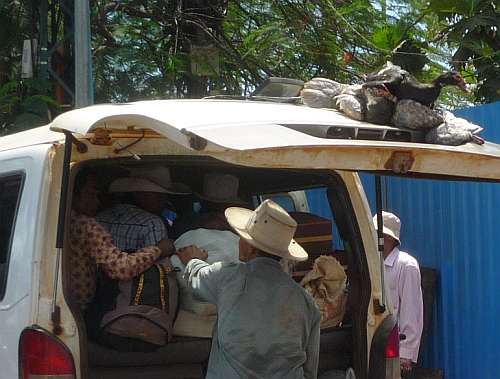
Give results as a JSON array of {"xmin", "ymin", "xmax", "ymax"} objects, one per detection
[{"xmin": 97, "ymin": 203, "xmax": 167, "ymax": 251}]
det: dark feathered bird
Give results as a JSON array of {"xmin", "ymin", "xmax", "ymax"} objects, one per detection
[
  {"xmin": 364, "ymin": 63, "xmax": 468, "ymax": 107},
  {"xmin": 361, "ymin": 84, "xmax": 395, "ymax": 125},
  {"xmin": 393, "ymin": 71, "xmax": 468, "ymax": 107}
]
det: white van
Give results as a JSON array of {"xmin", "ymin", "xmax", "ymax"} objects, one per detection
[{"xmin": 1, "ymin": 99, "xmax": 499, "ymax": 379}]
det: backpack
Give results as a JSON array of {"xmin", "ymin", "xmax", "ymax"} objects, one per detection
[{"xmin": 93, "ymin": 258, "xmax": 179, "ymax": 346}]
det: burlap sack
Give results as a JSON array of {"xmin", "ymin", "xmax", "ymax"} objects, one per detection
[{"xmin": 301, "ymin": 255, "xmax": 348, "ymax": 328}]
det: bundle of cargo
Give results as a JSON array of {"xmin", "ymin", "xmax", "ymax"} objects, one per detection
[
  {"xmin": 301, "ymin": 255, "xmax": 348, "ymax": 329},
  {"xmin": 172, "ymin": 228, "xmax": 240, "ymax": 338},
  {"xmin": 300, "ymin": 62, "xmax": 485, "ymax": 146}
]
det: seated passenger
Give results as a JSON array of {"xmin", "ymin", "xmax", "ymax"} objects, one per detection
[
  {"xmin": 69, "ymin": 168, "xmax": 172, "ymax": 310},
  {"xmin": 127, "ymin": 165, "xmax": 192, "ymax": 235},
  {"xmin": 97, "ymin": 176, "xmax": 175, "ymax": 251},
  {"xmin": 173, "ymin": 172, "xmax": 248, "ymax": 237},
  {"xmin": 93, "ymin": 175, "xmax": 205, "ymax": 352}
]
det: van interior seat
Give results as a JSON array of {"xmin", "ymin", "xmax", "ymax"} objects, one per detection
[
  {"xmin": 88, "ymin": 363, "xmax": 205, "ymax": 379},
  {"xmin": 87, "ymin": 328, "xmax": 352, "ymax": 376},
  {"xmin": 87, "ymin": 336, "xmax": 212, "ymax": 367}
]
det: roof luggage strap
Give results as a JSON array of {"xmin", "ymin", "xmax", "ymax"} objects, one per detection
[
  {"xmin": 51, "ymin": 131, "xmax": 85, "ymax": 335},
  {"xmin": 374, "ymin": 175, "xmax": 387, "ymax": 315}
]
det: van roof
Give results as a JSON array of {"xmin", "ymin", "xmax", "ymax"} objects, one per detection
[
  {"xmin": 49, "ymin": 99, "xmax": 372, "ymax": 138},
  {"xmin": 2, "ymin": 99, "xmax": 500, "ymax": 181},
  {"xmin": 0, "ymin": 125, "xmax": 63, "ymax": 152},
  {"xmin": 2, "ymin": 99, "xmax": 369, "ymax": 151}
]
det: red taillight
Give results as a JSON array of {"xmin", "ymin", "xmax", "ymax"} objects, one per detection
[
  {"xmin": 19, "ymin": 328, "xmax": 75, "ymax": 378},
  {"xmin": 385, "ymin": 325, "xmax": 400, "ymax": 359}
]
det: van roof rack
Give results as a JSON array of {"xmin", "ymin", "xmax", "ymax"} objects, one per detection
[
  {"xmin": 203, "ymin": 77, "xmax": 304, "ymax": 104},
  {"xmin": 203, "ymin": 94, "xmax": 302, "ymax": 104},
  {"xmin": 203, "ymin": 77, "xmax": 426, "ymax": 143}
]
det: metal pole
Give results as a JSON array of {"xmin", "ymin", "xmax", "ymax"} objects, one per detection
[
  {"xmin": 38, "ymin": 0, "xmax": 49, "ymax": 80},
  {"xmin": 375, "ymin": 175, "xmax": 386, "ymax": 309},
  {"xmin": 51, "ymin": 132, "xmax": 73, "ymax": 334},
  {"xmin": 383, "ymin": 176, "xmax": 389, "ymax": 209},
  {"xmin": 74, "ymin": 0, "xmax": 94, "ymax": 107}
]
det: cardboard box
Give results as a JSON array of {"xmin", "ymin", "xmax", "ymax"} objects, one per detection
[{"xmin": 290, "ymin": 212, "xmax": 333, "ymax": 271}]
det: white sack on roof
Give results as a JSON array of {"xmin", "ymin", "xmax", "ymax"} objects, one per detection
[{"xmin": 426, "ymin": 110, "xmax": 484, "ymax": 146}]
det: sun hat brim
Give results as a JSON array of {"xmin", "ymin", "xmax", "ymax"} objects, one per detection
[
  {"xmin": 197, "ymin": 193, "xmax": 248, "ymax": 206},
  {"xmin": 124, "ymin": 166, "xmax": 192, "ymax": 195},
  {"xmin": 109, "ymin": 177, "xmax": 170, "ymax": 194},
  {"xmin": 382, "ymin": 226, "xmax": 400, "ymax": 244},
  {"xmin": 225, "ymin": 207, "xmax": 308, "ymax": 262},
  {"xmin": 160, "ymin": 182, "xmax": 192, "ymax": 195},
  {"xmin": 373, "ymin": 214, "xmax": 401, "ymax": 244}
]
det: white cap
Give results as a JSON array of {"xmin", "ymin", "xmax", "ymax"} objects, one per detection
[
  {"xmin": 372, "ymin": 211, "xmax": 401, "ymax": 244},
  {"xmin": 199, "ymin": 173, "xmax": 246, "ymax": 205}
]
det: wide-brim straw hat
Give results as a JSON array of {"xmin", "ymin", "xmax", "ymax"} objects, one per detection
[
  {"xmin": 225, "ymin": 199, "xmax": 308, "ymax": 262},
  {"xmin": 109, "ymin": 177, "xmax": 171, "ymax": 194},
  {"xmin": 372, "ymin": 211, "xmax": 401, "ymax": 244},
  {"xmin": 128, "ymin": 166, "xmax": 191, "ymax": 195},
  {"xmin": 198, "ymin": 172, "xmax": 247, "ymax": 205}
]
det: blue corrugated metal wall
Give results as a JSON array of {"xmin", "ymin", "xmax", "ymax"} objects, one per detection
[
  {"xmin": 368, "ymin": 102, "xmax": 500, "ymax": 379},
  {"xmin": 309, "ymin": 101, "xmax": 500, "ymax": 378}
]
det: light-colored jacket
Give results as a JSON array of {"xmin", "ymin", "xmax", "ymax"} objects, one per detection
[{"xmin": 185, "ymin": 257, "xmax": 321, "ymax": 379}]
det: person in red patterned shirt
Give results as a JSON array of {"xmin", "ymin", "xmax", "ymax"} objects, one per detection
[{"xmin": 69, "ymin": 168, "xmax": 175, "ymax": 310}]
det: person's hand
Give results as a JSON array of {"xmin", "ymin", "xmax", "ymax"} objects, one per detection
[
  {"xmin": 400, "ymin": 358, "xmax": 413, "ymax": 373},
  {"xmin": 157, "ymin": 238, "xmax": 175, "ymax": 258},
  {"xmin": 177, "ymin": 245, "xmax": 208, "ymax": 265}
]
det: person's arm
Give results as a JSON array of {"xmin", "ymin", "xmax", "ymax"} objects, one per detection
[
  {"xmin": 398, "ymin": 264, "xmax": 423, "ymax": 363},
  {"xmin": 303, "ymin": 305, "xmax": 321, "ymax": 379},
  {"xmin": 183, "ymin": 257, "xmax": 226, "ymax": 304},
  {"xmin": 79, "ymin": 217, "xmax": 162, "ymax": 280}
]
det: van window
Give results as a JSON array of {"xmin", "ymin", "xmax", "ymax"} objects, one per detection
[
  {"xmin": 306, "ymin": 188, "xmax": 345, "ymax": 250},
  {"xmin": 259, "ymin": 193, "xmax": 296, "ymax": 212},
  {"xmin": 0, "ymin": 174, "xmax": 24, "ymax": 300}
]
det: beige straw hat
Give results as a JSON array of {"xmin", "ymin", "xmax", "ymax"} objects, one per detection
[
  {"xmin": 372, "ymin": 211, "xmax": 401, "ymax": 244},
  {"xmin": 199, "ymin": 173, "xmax": 247, "ymax": 205},
  {"xmin": 109, "ymin": 177, "xmax": 170, "ymax": 194},
  {"xmin": 225, "ymin": 199, "xmax": 308, "ymax": 261},
  {"xmin": 128, "ymin": 166, "xmax": 191, "ymax": 195}
]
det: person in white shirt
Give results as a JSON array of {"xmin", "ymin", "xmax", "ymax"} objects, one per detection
[{"xmin": 373, "ymin": 211, "xmax": 423, "ymax": 375}]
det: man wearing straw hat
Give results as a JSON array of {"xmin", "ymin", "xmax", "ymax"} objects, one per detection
[
  {"xmin": 181, "ymin": 199, "xmax": 320, "ymax": 379},
  {"xmin": 373, "ymin": 211, "xmax": 423, "ymax": 375}
]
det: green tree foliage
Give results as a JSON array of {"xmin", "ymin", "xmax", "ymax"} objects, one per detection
[
  {"xmin": 0, "ymin": 78, "xmax": 58, "ymax": 135},
  {"xmin": 92, "ymin": 0, "xmax": 495, "ymax": 106},
  {"xmin": 429, "ymin": 0, "xmax": 499, "ymax": 103},
  {"xmin": 91, "ymin": 0, "xmax": 229, "ymax": 101},
  {"xmin": 91, "ymin": 0, "xmax": 395, "ymax": 100},
  {"xmin": 1, "ymin": 0, "xmax": 498, "ymax": 136},
  {"xmin": 0, "ymin": 0, "xmax": 57, "ymax": 135}
]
